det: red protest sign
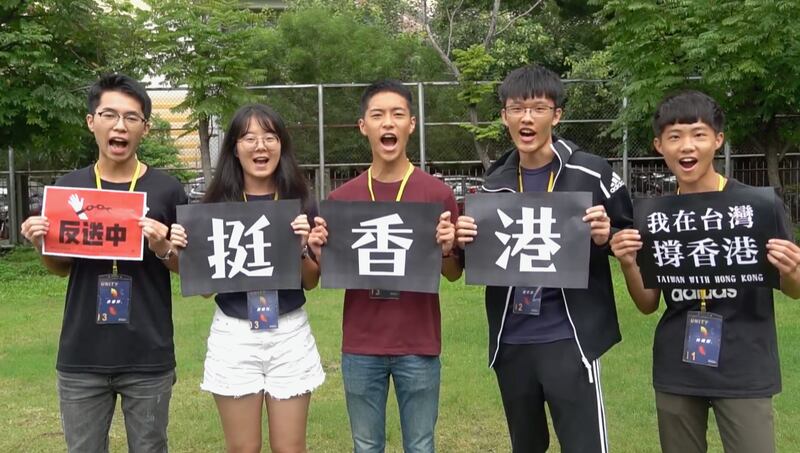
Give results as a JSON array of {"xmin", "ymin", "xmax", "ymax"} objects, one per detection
[{"xmin": 41, "ymin": 186, "xmax": 147, "ymax": 260}]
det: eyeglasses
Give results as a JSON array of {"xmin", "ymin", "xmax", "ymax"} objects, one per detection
[
  {"xmin": 504, "ymin": 105, "xmax": 555, "ymax": 118},
  {"xmin": 238, "ymin": 134, "xmax": 280, "ymax": 148},
  {"xmin": 95, "ymin": 110, "xmax": 147, "ymax": 127}
]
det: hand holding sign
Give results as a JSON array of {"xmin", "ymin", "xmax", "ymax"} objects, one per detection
[
  {"xmin": 436, "ymin": 211, "xmax": 456, "ymax": 256},
  {"xmin": 308, "ymin": 217, "xmax": 328, "ymax": 260},
  {"xmin": 20, "ymin": 216, "xmax": 50, "ymax": 250},
  {"xmin": 583, "ymin": 205, "xmax": 610, "ymax": 246},
  {"xmin": 291, "ymin": 214, "xmax": 310, "ymax": 248},
  {"xmin": 455, "ymin": 215, "xmax": 477, "ymax": 248},
  {"xmin": 609, "ymin": 229, "xmax": 643, "ymax": 267}
]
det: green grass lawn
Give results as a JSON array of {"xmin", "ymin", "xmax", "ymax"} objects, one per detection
[{"xmin": 1, "ymin": 247, "xmax": 799, "ymax": 452}]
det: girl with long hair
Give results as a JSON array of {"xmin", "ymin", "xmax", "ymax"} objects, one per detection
[{"xmin": 170, "ymin": 104, "xmax": 325, "ymax": 453}]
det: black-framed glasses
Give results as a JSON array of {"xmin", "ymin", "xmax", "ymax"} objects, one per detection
[
  {"xmin": 504, "ymin": 105, "xmax": 555, "ymax": 118},
  {"xmin": 95, "ymin": 110, "xmax": 147, "ymax": 127}
]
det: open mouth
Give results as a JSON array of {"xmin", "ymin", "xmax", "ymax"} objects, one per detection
[
  {"xmin": 519, "ymin": 128, "xmax": 536, "ymax": 142},
  {"xmin": 253, "ymin": 156, "xmax": 270, "ymax": 166},
  {"xmin": 679, "ymin": 157, "xmax": 698, "ymax": 170},
  {"xmin": 108, "ymin": 138, "xmax": 129, "ymax": 154},
  {"xmin": 380, "ymin": 133, "xmax": 398, "ymax": 149}
]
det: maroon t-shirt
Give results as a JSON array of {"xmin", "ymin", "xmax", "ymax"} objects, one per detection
[{"xmin": 328, "ymin": 167, "xmax": 459, "ymax": 356}]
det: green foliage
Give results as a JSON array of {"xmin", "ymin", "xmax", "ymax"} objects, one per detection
[
  {"xmin": 598, "ymin": 0, "xmax": 800, "ymax": 164},
  {"xmin": 0, "ymin": 0, "xmax": 147, "ymax": 169},
  {"xmin": 453, "ymin": 45, "xmax": 496, "ymax": 105},
  {"xmin": 138, "ymin": 116, "xmax": 191, "ymax": 181},
  {"xmin": 147, "ymin": 0, "xmax": 271, "ymax": 130}
]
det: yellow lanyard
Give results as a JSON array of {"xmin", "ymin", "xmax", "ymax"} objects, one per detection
[
  {"xmin": 678, "ymin": 174, "xmax": 726, "ymax": 311},
  {"xmin": 367, "ymin": 162, "xmax": 414, "ymax": 202},
  {"xmin": 676, "ymin": 174, "xmax": 726, "ymax": 195},
  {"xmin": 94, "ymin": 159, "xmax": 142, "ymax": 275},
  {"xmin": 243, "ymin": 191, "xmax": 278, "ymax": 202},
  {"xmin": 518, "ymin": 167, "xmax": 555, "ymax": 193}
]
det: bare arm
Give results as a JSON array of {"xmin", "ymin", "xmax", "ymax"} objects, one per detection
[
  {"xmin": 20, "ymin": 216, "xmax": 72, "ymax": 277},
  {"xmin": 766, "ymin": 238, "xmax": 800, "ymax": 299},
  {"xmin": 609, "ymin": 229, "xmax": 661, "ymax": 314},
  {"xmin": 437, "ymin": 211, "xmax": 462, "ymax": 281},
  {"xmin": 141, "ymin": 217, "xmax": 178, "ymax": 273},
  {"xmin": 292, "ymin": 214, "xmax": 320, "ymax": 290}
]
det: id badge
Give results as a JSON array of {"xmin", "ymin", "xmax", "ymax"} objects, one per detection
[
  {"xmin": 512, "ymin": 287, "xmax": 542, "ymax": 316},
  {"xmin": 369, "ymin": 289, "xmax": 401, "ymax": 300},
  {"xmin": 683, "ymin": 311, "xmax": 723, "ymax": 367},
  {"xmin": 97, "ymin": 274, "xmax": 132, "ymax": 324},
  {"xmin": 247, "ymin": 290, "xmax": 279, "ymax": 330}
]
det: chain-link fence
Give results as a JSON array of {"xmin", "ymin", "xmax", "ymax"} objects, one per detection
[{"xmin": 3, "ymin": 80, "xmax": 798, "ymax": 245}]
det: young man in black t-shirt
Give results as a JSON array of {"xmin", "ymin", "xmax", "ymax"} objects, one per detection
[
  {"xmin": 610, "ymin": 90, "xmax": 800, "ymax": 453},
  {"xmin": 20, "ymin": 74, "xmax": 187, "ymax": 452}
]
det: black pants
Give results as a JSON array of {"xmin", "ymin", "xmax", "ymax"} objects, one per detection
[{"xmin": 494, "ymin": 340, "xmax": 608, "ymax": 453}]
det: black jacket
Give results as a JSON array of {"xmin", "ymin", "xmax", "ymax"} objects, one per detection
[{"xmin": 482, "ymin": 137, "xmax": 634, "ymax": 377}]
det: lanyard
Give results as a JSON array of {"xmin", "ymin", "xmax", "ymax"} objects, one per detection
[
  {"xmin": 94, "ymin": 159, "xmax": 142, "ymax": 275},
  {"xmin": 678, "ymin": 174, "xmax": 726, "ymax": 311},
  {"xmin": 676, "ymin": 174, "xmax": 726, "ymax": 195},
  {"xmin": 367, "ymin": 162, "xmax": 414, "ymax": 202},
  {"xmin": 243, "ymin": 191, "xmax": 278, "ymax": 202},
  {"xmin": 518, "ymin": 167, "xmax": 555, "ymax": 193}
]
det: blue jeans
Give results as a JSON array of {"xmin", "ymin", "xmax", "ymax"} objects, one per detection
[
  {"xmin": 57, "ymin": 370, "xmax": 175, "ymax": 453},
  {"xmin": 342, "ymin": 353, "xmax": 441, "ymax": 453}
]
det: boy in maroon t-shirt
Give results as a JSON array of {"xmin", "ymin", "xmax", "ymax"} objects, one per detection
[{"xmin": 308, "ymin": 80, "xmax": 461, "ymax": 453}]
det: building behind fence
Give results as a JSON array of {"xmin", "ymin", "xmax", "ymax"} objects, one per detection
[{"xmin": 2, "ymin": 80, "xmax": 797, "ymax": 244}]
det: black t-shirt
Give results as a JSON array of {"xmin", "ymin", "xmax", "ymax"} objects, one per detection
[
  {"xmin": 55, "ymin": 164, "xmax": 188, "ymax": 374},
  {"xmin": 214, "ymin": 193, "xmax": 318, "ymax": 319},
  {"xmin": 652, "ymin": 179, "xmax": 790, "ymax": 398}
]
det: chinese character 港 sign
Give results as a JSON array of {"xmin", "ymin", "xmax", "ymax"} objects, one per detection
[
  {"xmin": 464, "ymin": 192, "xmax": 592, "ymax": 288},
  {"xmin": 177, "ymin": 200, "xmax": 302, "ymax": 296},
  {"xmin": 634, "ymin": 187, "xmax": 780, "ymax": 289},
  {"xmin": 41, "ymin": 186, "xmax": 146, "ymax": 260},
  {"xmin": 319, "ymin": 201, "xmax": 442, "ymax": 293}
]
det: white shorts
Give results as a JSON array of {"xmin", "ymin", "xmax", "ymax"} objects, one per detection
[{"xmin": 201, "ymin": 307, "xmax": 325, "ymax": 400}]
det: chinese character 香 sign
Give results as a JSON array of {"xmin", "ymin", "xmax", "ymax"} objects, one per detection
[
  {"xmin": 464, "ymin": 191, "xmax": 592, "ymax": 288},
  {"xmin": 634, "ymin": 186, "xmax": 781, "ymax": 289},
  {"xmin": 319, "ymin": 200, "xmax": 442, "ymax": 293},
  {"xmin": 41, "ymin": 186, "xmax": 146, "ymax": 260},
  {"xmin": 176, "ymin": 200, "xmax": 302, "ymax": 296}
]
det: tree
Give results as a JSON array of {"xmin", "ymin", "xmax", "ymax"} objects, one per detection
[
  {"xmin": 147, "ymin": 0, "xmax": 271, "ymax": 182},
  {"xmin": 139, "ymin": 116, "xmax": 191, "ymax": 181},
  {"xmin": 598, "ymin": 0, "xmax": 800, "ymax": 193},
  {"xmin": 417, "ymin": 0, "xmax": 547, "ymax": 169},
  {"xmin": 252, "ymin": 2, "xmax": 446, "ymax": 165},
  {"xmin": 0, "ymin": 0, "xmax": 146, "ymax": 169}
]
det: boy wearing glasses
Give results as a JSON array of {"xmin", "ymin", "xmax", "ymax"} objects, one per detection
[
  {"xmin": 20, "ymin": 74, "xmax": 187, "ymax": 452},
  {"xmin": 456, "ymin": 64, "xmax": 633, "ymax": 452}
]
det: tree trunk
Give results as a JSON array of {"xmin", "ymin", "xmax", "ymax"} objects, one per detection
[
  {"xmin": 762, "ymin": 120, "xmax": 783, "ymax": 196},
  {"xmin": 198, "ymin": 115, "xmax": 212, "ymax": 184},
  {"xmin": 469, "ymin": 105, "xmax": 491, "ymax": 169}
]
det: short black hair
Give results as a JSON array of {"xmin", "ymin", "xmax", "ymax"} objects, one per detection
[
  {"xmin": 87, "ymin": 74, "xmax": 152, "ymax": 120},
  {"xmin": 652, "ymin": 90, "xmax": 725, "ymax": 136},
  {"xmin": 498, "ymin": 65, "xmax": 565, "ymax": 108},
  {"xmin": 360, "ymin": 79, "xmax": 413, "ymax": 116}
]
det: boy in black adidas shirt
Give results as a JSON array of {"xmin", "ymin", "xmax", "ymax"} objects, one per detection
[{"xmin": 610, "ymin": 90, "xmax": 800, "ymax": 453}]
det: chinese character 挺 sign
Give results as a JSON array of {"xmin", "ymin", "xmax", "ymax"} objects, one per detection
[{"xmin": 176, "ymin": 200, "xmax": 302, "ymax": 296}]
